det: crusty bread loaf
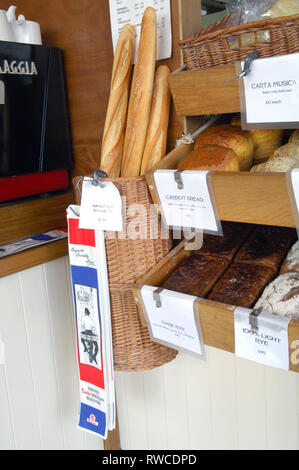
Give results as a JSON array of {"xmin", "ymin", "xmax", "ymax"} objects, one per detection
[
  {"xmin": 121, "ymin": 7, "xmax": 157, "ymax": 177},
  {"xmin": 140, "ymin": 65, "xmax": 171, "ymax": 174},
  {"xmin": 251, "ymin": 157, "xmax": 299, "ymax": 172},
  {"xmin": 178, "ymin": 144, "xmax": 239, "ymax": 171},
  {"xmin": 194, "ymin": 124, "xmax": 254, "ymax": 171},
  {"xmin": 162, "ymin": 254, "xmax": 229, "ymax": 298},
  {"xmin": 231, "ymin": 114, "xmax": 283, "ymax": 164},
  {"xmin": 208, "ymin": 263, "xmax": 275, "ymax": 308},
  {"xmin": 250, "ymin": 142, "xmax": 299, "ymax": 172},
  {"xmin": 254, "ymin": 272, "xmax": 299, "ymax": 317},
  {"xmin": 100, "ymin": 24, "xmax": 135, "ymax": 178},
  {"xmin": 280, "ymin": 241, "xmax": 299, "ymax": 275}
]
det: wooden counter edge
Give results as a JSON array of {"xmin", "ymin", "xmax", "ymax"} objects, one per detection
[{"xmin": 0, "ymin": 238, "xmax": 69, "ymax": 278}]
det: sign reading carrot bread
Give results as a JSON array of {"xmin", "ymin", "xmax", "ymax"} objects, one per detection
[{"xmin": 153, "ymin": 169, "xmax": 222, "ymax": 234}]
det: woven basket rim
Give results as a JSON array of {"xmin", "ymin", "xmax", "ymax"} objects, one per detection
[
  {"xmin": 72, "ymin": 174, "xmax": 145, "ymax": 183},
  {"xmin": 179, "ymin": 13, "xmax": 299, "ymax": 49}
]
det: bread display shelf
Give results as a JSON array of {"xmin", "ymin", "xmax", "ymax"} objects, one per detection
[
  {"xmin": 147, "ymin": 141, "xmax": 296, "ymax": 228},
  {"xmin": 168, "ymin": 64, "xmax": 241, "ymax": 117},
  {"xmin": 132, "ymin": 238, "xmax": 299, "ymax": 373}
]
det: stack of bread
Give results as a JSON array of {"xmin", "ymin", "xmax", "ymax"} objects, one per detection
[
  {"xmin": 178, "ymin": 114, "xmax": 299, "ymax": 173},
  {"xmin": 99, "ymin": 7, "xmax": 171, "ymax": 178},
  {"xmin": 161, "ymin": 223, "xmax": 297, "ymax": 310}
]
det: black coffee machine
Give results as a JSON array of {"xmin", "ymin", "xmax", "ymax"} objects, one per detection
[{"xmin": 0, "ymin": 41, "xmax": 72, "ymax": 202}]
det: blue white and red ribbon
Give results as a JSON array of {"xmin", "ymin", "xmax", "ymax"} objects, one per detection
[{"xmin": 67, "ymin": 206, "xmax": 115, "ymax": 439}]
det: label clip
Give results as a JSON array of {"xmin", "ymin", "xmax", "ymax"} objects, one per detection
[
  {"xmin": 249, "ymin": 309, "xmax": 261, "ymax": 332},
  {"xmin": 174, "ymin": 170, "xmax": 184, "ymax": 190},
  {"xmin": 153, "ymin": 287, "xmax": 163, "ymax": 308}
]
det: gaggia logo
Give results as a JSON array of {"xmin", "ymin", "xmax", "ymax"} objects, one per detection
[
  {"xmin": 0, "ymin": 60, "xmax": 38, "ymax": 75},
  {"xmin": 87, "ymin": 414, "xmax": 99, "ymax": 427}
]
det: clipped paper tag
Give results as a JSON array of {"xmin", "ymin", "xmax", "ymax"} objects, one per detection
[
  {"xmin": 153, "ymin": 169, "xmax": 222, "ymax": 234},
  {"xmin": 79, "ymin": 179, "xmax": 123, "ymax": 232},
  {"xmin": 234, "ymin": 307, "xmax": 290, "ymax": 371},
  {"xmin": 140, "ymin": 286, "xmax": 204, "ymax": 357},
  {"xmin": 240, "ymin": 53, "xmax": 299, "ymax": 129}
]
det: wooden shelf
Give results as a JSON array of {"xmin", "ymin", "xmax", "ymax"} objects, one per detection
[
  {"xmin": 133, "ymin": 239, "xmax": 299, "ymax": 374},
  {"xmin": 168, "ymin": 64, "xmax": 241, "ymax": 116},
  {"xmin": 0, "ymin": 189, "xmax": 73, "ymax": 276},
  {"xmin": 0, "ymin": 238, "xmax": 69, "ymax": 278},
  {"xmin": 0, "ymin": 190, "xmax": 74, "ymax": 246},
  {"xmin": 147, "ymin": 142, "xmax": 296, "ymax": 228}
]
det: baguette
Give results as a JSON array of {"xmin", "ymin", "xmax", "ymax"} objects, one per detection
[
  {"xmin": 140, "ymin": 65, "xmax": 171, "ymax": 174},
  {"xmin": 100, "ymin": 24, "xmax": 135, "ymax": 178},
  {"xmin": 121, "ymin": 7, "xmax": 157, "ymax": 177}
]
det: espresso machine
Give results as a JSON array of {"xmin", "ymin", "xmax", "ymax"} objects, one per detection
[{"xmin": 0, "ymin": 40, "xmax": 73, "ymax": 202}]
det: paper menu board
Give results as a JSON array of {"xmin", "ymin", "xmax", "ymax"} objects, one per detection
[{"xmin": 109, "ymin": 0, "xmax": 172, "ymax": 62}]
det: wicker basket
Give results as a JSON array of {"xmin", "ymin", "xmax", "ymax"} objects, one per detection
[
  {"xmin": 179, "ymin": 13, "xmax": 299, "ymax": 70},
  {"xmin": 73, "ymin": 175, "xmax": 178, "ymax": 371}
]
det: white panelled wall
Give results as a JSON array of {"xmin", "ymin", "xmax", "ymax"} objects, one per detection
[
  {"xmin": 0, "ymin": 257, "xmax": 104, "ymax": 450},
  {"xmin": 0, "ymin": 256, "xmax": 299, "ymax": 450}
]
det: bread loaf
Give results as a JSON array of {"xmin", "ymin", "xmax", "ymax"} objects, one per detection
[
  {"xmin": 289, "ymin": 129, "xmax": 299, "ymax": 143},
  {"xmin": 140, "ymin": 65, "xmax": 171, "ymax": 174},
  {"xmin": 231, "ymin": 114, "xmax": 283, "ymax": 164},
  {"xmin": 280, "ymin": 241, "xmax": 299, "ymax": 274},
  {"xmin": 100, "ymin": 24, "xmax": 135, "ymax": 178},
  {"xmin": 177, "ymin": 144, "xmax": 239, "ymax": 172},
  {"xmin": 208, "ymin": 263, "xmax": 275, "ymax": 308},
  {"xmin": 234, "ymin": 226, "xmax": 295, "ymax": 271},
  {"xmin": 250, "ymin": 142, "xmax": 299, "ymax": 172},
  {"xmin": 254, "ymin": 272, "xmax": 299, "ymax": 317},
  {"xmin": 121, "ymin": 7, "xmax": 157, "ymax": 177},
  {"xmin": 194, "ymin": 124, "xmax": 254, "ymax": 171},
  {"xmin": 162, "ymin": 254, "xmax": 229, "ymax": 298}
]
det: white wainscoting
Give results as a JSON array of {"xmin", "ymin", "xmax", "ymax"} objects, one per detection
[
  {"xmin": 0, "ymin": 257, "xmax": 104, "ymax": 450},
  {"xmin": 0, "ymin": 256, "xmax": 298, "ymax": 450},
  {"xmin": 115, "ymin": 351, "xmax": 299, "ymax": 450}
]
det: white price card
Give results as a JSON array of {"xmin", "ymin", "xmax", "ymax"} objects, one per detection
[
  {"xmin": 153, "ymin": 169, "xmax": 222, "ymax": 234},
  {"xmin": 79, "ymin": 179, "xmax": 123, "ymax": 232},
  {"xmin": 140, "ymin": 286, "xmax": 204, "ymax": 356},
  {"xmin": 241, "ymin": 53, "xmax": 299, "ymax": 128},
  {"xmin": 234, "ymin": 307, "xmax": 291, "ymax": 371},
  {"xmin": 109, "ymin": 0, "xmax": 172, "ymax": 62}
]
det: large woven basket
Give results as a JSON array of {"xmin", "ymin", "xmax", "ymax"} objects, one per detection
[
  {"xmin": 179, "ymin": 13, "xmax": 299, "ymax": 70},
  {"xmin": 73, "ymin": 175, "xmax": 178, "ymax": 371}
]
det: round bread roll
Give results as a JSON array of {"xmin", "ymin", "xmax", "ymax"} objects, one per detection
[
  {"xmin": 231, "ymin": 114, "xmax": 283, "ymax": 164},
  {"xmin": 177, "ymin": 144, "xmax": 239, "ymax": 172},
  {"xmin": 289, "ymin": 129, "xmax": 299, "ymax": 143},
  {"xmin": 194, "ymin": 124, "xmax": 253, "ymax": 171}
]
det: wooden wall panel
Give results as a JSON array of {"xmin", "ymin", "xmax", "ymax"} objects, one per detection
[{"xmin": 0, "ymin": 1, "xmax": 202, "ymax": 176}]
